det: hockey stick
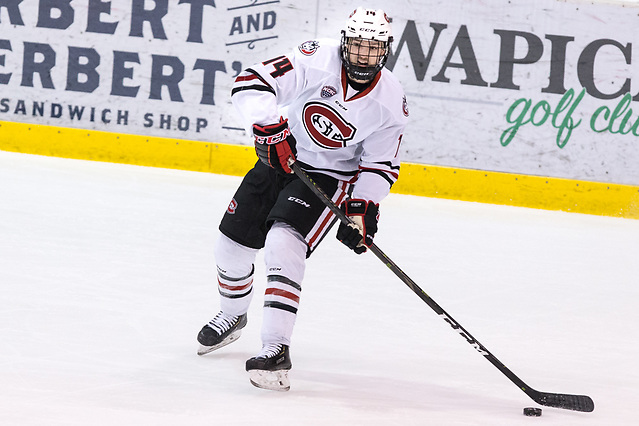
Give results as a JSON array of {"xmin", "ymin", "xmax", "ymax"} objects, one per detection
[{"xmin": 291, "ymin": 161, "xmax": 594, "ymax": 412}]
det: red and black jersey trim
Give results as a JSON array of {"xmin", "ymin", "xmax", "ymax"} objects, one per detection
[
  {"xmin": 340, "ymin": 66, "xmax": 382, "ymax": 102},
  {"xmin": 297, "ymin": 161, "xmax": 398, "ymax": 186},
  {"xmin": 359, "ymin": 162, "xmax": 400, "ymax": 186},
  {"xmin": 231, "ymin": 68, "xmax": 275, "ymax": 96},
  {"xmin": 295, "ymin": 160, "xmax": 359, "ymax": 181}
]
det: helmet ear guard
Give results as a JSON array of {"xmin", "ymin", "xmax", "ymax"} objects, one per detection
[{"xmin": 340, "ymin": 7, "xmax": 393, "ymax": 83}]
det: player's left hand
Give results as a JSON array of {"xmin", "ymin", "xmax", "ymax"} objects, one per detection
[
  {"xmin": 253, "ymin": 117, "xmax": 297, "ymax": 174},
  {"xmin": 336, "ymin": 199, "xmax": 379, "ymax": 254}
]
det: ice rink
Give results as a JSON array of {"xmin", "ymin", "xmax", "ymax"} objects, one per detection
[{"xmin": 1, "ymin": 150, "xmax": 638, "ymax": 425}]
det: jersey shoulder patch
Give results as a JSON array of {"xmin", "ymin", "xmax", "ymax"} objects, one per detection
[{"xmin": 298, "ymin": 40, "xmax": 320, "ymax": 56}]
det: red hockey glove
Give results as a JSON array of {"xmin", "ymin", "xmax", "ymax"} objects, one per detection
[
  {"xmin": 253, "ymin": 118, "xmax": 297, "ymax": 174},
  {"xmin": 336, "ymin": 199, "xmax": 379, "ymax": 255}
]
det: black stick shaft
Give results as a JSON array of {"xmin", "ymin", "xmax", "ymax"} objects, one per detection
[{"xmin": 291, "ymin": 162, "xmax": 594, "ymax": 412}]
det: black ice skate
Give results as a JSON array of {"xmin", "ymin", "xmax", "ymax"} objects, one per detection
[
  {"xmin": 246, "ymin": 344, "xmax": 292, "ymax": 391},
  {"xmin": 197, "ymin": 312, "xmax": 247, "ymax": 356}
]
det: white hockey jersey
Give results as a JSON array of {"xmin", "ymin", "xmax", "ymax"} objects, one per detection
[{"xmin": 231, "ymin": 38, "xmax": 409, "ymax": 204}]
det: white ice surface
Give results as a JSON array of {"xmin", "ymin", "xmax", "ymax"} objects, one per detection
[{"xmin": 1, "ymin": 151, "xmax": 638, "ymax": 425}]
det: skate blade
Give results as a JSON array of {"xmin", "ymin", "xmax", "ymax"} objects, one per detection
[
  {"xmin": 197, "ymin": 330, "xmax": 241, "ymax": 356},
  {"xmin": 248, "ymin": 369, "xmax": 290, "ymax": 392}
]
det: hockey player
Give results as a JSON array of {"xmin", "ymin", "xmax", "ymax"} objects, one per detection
[{"xmin": 197, "ymin": 7, "xmax": 408, "ymax": 391}]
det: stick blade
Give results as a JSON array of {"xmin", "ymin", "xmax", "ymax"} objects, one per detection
[{"xmin": 531, "ymin": 391, "xmax": 594, "ymax": 412}]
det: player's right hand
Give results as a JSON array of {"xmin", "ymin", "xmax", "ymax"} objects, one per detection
[
  {"xmin": 253, "ymin": 118, "xmax": 297, "ymax": 174},
  {"xmin": 336, "ymin": 199, "xmax": 379, "ymax": 254}
]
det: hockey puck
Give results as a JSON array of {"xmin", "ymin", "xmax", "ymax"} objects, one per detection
[{"xmin": 523, "ymin": 407, "xmax": 542, "ymax": 417}]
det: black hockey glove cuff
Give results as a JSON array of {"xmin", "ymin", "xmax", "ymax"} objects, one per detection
[
  {"xmin": 336, "ymin": 199, "xmax": 379, "ymax": 255},
  {"xmin": 253, "ymin": 117, "xmax": 297, "ymax": 174}
]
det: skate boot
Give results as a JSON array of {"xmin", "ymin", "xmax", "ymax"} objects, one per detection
[
  {"xmin": 245, "ymin": 344, "xmax": 292, "ymax": 391},
  {"xmin": 197, "ymin": 311, "xmax": 247, "ymax": 355}
]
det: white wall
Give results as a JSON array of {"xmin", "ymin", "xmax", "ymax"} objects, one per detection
[{"xmin": 1, "ymin": 0, "xmax": 638, "ymax": 185}]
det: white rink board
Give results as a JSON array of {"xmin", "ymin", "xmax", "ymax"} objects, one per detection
[{"xmin": 1, "ymin": 0, "xmax": 638, "ymax": 185}]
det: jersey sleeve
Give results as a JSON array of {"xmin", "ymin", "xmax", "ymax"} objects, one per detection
[
  {"xmin": 352, "ymin": 93, "xmax": 408, "ymax": 204},
  {"xmin": 231, "ymin": 47, "xmax": 309, "ymax": 130},
  {"xmin": 351, "ymin": 127, "xmax": 403, "ymax": 203}
]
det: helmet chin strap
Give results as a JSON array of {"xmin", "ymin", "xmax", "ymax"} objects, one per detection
[{"xmin": 346, "ymin": 68, "xmax": 375, "ymax": 85}]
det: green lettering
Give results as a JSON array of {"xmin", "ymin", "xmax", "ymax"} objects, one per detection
[
  {"xmin": 554, "ymin": 88, "xmax": 583, "ymax": 148},
  {"xmin": 590, "ymin": 105, "xmax": 611, "ymax": 133},
  {"xmin": 501, "ymin": 98, "xmax": 531, "ymax": 146}
]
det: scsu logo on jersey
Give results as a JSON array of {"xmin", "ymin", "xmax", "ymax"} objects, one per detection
[
  {"xmin": 227, "ymin": 198, "xmax": 238, "ymax": 214},
  {"xmin": 302, "ymin": 102, "xmax": 357, "ymax": 149},
  {"xmin": 298, "ymin": 40, "xmax": 319, "ymax": 56}
]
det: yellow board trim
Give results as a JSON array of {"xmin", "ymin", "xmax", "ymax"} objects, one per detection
[
  {"xmin": 1, "ymin": 120, "xmax": 638, "ymax": 219},
  {"xmin": 394, "ymin": 163, "xmax": 639, "ymax": 219}
]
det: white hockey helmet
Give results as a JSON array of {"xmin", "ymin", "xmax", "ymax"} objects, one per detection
[{"xmin": 340, "ymin": 7, "xmax": 393, "ymax": 82}]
